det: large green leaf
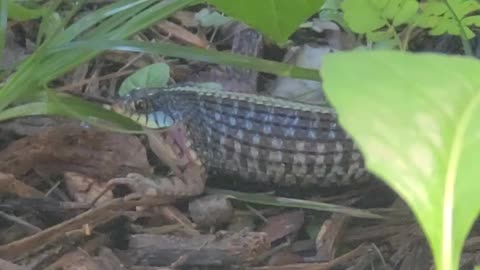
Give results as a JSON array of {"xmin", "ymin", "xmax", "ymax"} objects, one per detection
[
  {"xmin": 322, "ymin": 51, "xmax": 480, "ymax": 270},
  {"xmin": 206, "ymin": 0, "xmax": 325, "ymax": 44}
]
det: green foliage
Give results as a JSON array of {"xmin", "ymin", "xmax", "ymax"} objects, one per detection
[
  {"xmin": 415, "ymin": 0, "xmax": 480, "ymax": 38},
  {"xmin": 6, "ymin": 1, "xmax": 48, "ymax": 21},
  {"xmin": 341, "ymin": 0, "xmax": 480, "ymax": 51},
  {"xmin": 195, "ymin": 8, "xmax": 231, "ymax": 28},
  {"xmin": 342, "ymin": 0, "xmax": 418, "ymax": 41},
  {"xmin": 0, "ymin": 0, "xmax": 320, "ymax": 129},
  {"xmin": 37, "ymin": 11, "xmax": 62, "ymax": 42},
  {"xmin": 322, "ymin": 51, "xmax": 480, "ymax": 270},
  {"xmin": 0, "ymin": 90, "xmax": 142, "ymax": 132},
  {"xmin": 318, "ymin": 0, "xmax": 348, "ymax": 30},
  {"xmin": 206, "ymin": 0, "xmax": 325, "ymax": 44},
  {"xmin": 53, "ymin": 40, "xmax": 321, "ymax": 81},
  {"xmin": 0, "ymin": 0, "xmax": 199, "ymax": 128},
  {"xmin": 119, "ymin": 63, "xmax": 170, "ymax": 96}
]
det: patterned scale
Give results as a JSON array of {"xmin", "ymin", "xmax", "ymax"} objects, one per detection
[{"xmin": 114, "ymin": 85, "xmax": 370, "ymax": 187}]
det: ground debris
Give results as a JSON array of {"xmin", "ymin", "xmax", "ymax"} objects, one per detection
[
  {"xmin": 0, "ymin": 125, "xmax": 152, "ymax": 181},
  {"xmin": 124, "ymin": 230, "xmax": 270, "ymax": 267}
]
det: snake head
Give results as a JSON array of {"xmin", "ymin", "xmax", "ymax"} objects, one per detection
[{"xmin": 112, "ymin": 89, "xmax": 175, "ymax": 129}]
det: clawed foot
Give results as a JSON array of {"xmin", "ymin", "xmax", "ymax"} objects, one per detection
[{"xmin": 89, "ymin": 173, "xmax": 166, "ymax": 207}]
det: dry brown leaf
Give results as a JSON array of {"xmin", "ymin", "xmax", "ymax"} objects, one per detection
[
  {"xmin": 172, "ymin": 10, "xmax": 199, "ymax": 28},
  {"xmin": 268, "ymin": 250, "xmax": 304, "ymax": 266},
  {"xmin": 0, "ymin": 258, "xmax": 29, "ymax": 270},
  {"xmin": 155, "ymin": 20, "xmax": 209, "ymax": 48},
  {"xmin": 46, "ymin": 250, "xmax": 102, "ymax": 270},
  {"xmin": 259, "ymin": 210, "xmax": 304, "ymax": 242},
  {"xmin": 0, "ymin": 172, "xmax": 44, "ymax": 198},
  {"xmin": 314, "ymin": 213, "xmax": 350, "ymax": 261}
]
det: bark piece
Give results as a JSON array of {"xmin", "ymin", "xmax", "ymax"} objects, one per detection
[
  {"xmin": 125, "ymin": 230, "xmax": 270, "ymax": 266},
  {"xmin": 0, "ymin": 126, "xmax": 152, "ymax": 181}
]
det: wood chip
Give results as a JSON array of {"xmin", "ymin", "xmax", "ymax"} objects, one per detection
[
  {"xmin": 125, "ymin": 230, "xmax": 270, "ymax": 266},
  {"xmin": 0, "ymin": 126, "xmax": 152, "ymax": 181}
]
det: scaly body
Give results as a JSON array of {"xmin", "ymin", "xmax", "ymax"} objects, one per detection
[{"xmin": 112, "ymin": 84, "xmax": 369, "ymax": 192}]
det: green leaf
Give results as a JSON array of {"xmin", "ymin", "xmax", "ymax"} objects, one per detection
[
  {"xmin": 322, "ymin": 51, "xmax": 480, "ymax": 270},
  {"xmin": 341, "ymin": 0, "xmax": 386, "ymax": 33},
  {"xmin": 342, "ymin": 0, "xmax": 418, "ymax": 45},
  {"xmin": 391, "ymin": 0, "xmax": 418, "ymax": 26},
  {"xmin": 462, "ymin": 15, "xmax": 480, "ymax": 26},
  {"xmin": 195, "ymin": 8, "xmax": 231, "ymax": 28},
  {"xmin": 119, "ymin": 63, "xmax": 170, "ymax": 96},
  {"xmin": 415, "ymin": 0, "xmax": 480, "ymax": 39},
  {"xmin": 7, "ymin": 1, "xmax": 47, "ymax": 21},
  {"xmin": 38, "ymin": 11, "xmax": 63, "ymax": 42},
  {"xmin": 342, "ymin": 0, "xmax": 418, "ymax": 32},
  {"xmin": 366, "ymin": 29, "xmax": 394, "ymax": 42},
  {"xmin": 454, "ymin": 0, "xmax": 480, "ymax": 17},
  {"xmin": 206, "ymin": 0, "xmax": 325, "ymax": 44}
]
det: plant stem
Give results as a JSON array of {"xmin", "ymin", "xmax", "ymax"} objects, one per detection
[{"xmin": 442, "ymin": 0, "xmax": 473, "ymax": 56}]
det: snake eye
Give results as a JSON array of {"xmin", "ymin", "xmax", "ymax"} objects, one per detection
[{"xmin": 134, "ymin": 99, "xmax": 147, "ymax": 110}]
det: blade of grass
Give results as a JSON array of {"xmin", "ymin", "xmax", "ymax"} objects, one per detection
[
  {"xmin": 109, "ymin": 0, "xmax": 202, "ymax": 39},
  {"xmin": 0, "ymin": 0, "xmax": 197, "ymax": 112},
  {"xmin": 51, "ymin": 40, "xmax": 322, "ymax": 81},
  {"xmin": 83, "ymin": 2, "xmax": 154, "ymax": 38},
  {"xmin": 39, "ymin": 0, "xmax": 85, "ymax": 46},
  {"xmin": 0, "ymin": 102, "xmax": 50, "ymax": 121},
  {"xmin": 44, "ymin": 90, "xmax": 143, "ymax": 131},
  {"xmin": 0, "ymin": 52, "xmax": 46, "ymax": 110},
  {"xmin": 208, "ymin": 188, "xmax": 382, "ymax": 219},
  {"xmin": 50, "ymin": 0, "xmax": 154, "ymax": 45},
  {"xmin": 0, "ymin": 90, "xmax": 143, "ymax": 132},
  {"xmin": 35, "ymin": 0, "xmax": 65, "ymax": 45},
  {"xmin": 0, "ymin": 0, "xmax": 7, "ymax": 66},
  {"xmin": 7, "ymin": 1, "xmax": 47, "ymax": 21},
  {"xmin": 38, "ymin": 0, "xmax": 199, "ymax": 83}
]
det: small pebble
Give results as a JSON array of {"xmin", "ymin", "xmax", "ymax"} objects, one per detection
[{"xmin": 188, "ymin": 194, "xmax": 234, "ymax": 227}]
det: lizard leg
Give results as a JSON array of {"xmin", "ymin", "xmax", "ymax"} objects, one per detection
[
  {"xmin": 92, "ymin": 124, "xmax": 207, "ymax": 205},
  {"xmin": 143, "ymin": 124, "xmax": 207, "ymax": 197}
]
